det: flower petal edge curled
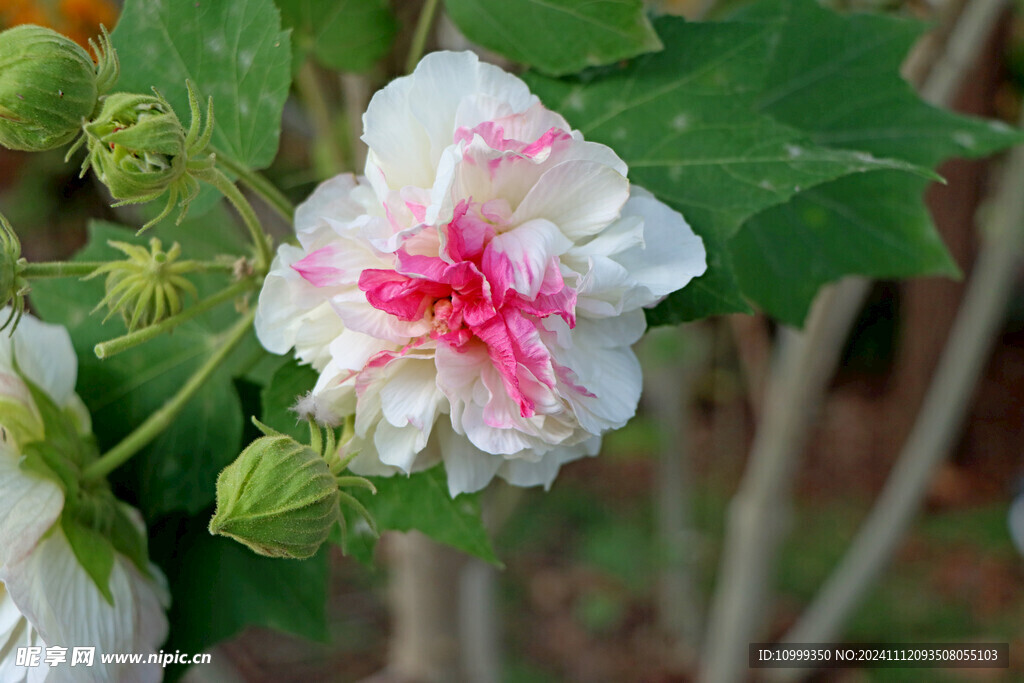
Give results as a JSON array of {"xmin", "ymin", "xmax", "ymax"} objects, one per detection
[
  {"xmin": 256, "ymin": 51, "xmax": 707, "ymax": 497},
  {"xmin": 0, "ymin": 309, "xmax": 169, "ymax": 682}
]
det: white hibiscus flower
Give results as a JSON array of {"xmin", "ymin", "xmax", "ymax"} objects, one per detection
[
  {"xmin": 256, "ymin": 51, "xmax": 706, "ymax": 496},
  {"xmin": 0, "ymin": 311, "xmax": 169, "ymax": 682}
]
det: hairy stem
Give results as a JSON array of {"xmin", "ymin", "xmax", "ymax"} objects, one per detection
[
  {"xmin": 93, "ymin": 278, "xmax": 254, "ymax": 359},
  {"xmin": 214, "ymin": 149, "xmax": 295, "ymax": 222},
  {"xmin": 21, "ymin": 262, "xmax": 108, "ymax": 278},
  {"xmin": 83, "ymin": 307, "xmax": 255, "ymax": 482}
]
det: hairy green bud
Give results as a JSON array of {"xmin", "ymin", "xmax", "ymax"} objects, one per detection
[
  {"xmin": 210, "ymin": 421, "xmax": 342, "ymax": 560},
  {"xmin": 84, "ymin": 93, "xmax": 187, "ymax": 200},
  {"xmin": 78, "ymin": 81, "xmax": 214, "ymax": 232},
  {"xmin": 0, "ymin": 213, "xmax": 29, "ymax": 334},
  {"xmin": 0, "ymin": 25, "xmax": 116, "ymax": 152}
]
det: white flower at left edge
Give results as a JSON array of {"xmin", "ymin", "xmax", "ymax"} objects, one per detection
[{"xmin": 0, "ymin": 310, "xmax": 169, "ymax": 683}]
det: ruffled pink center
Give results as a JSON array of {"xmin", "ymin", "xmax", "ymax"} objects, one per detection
[{"xmin": 357, "ymin": 200, "xmax": 576, "ymax": 418}]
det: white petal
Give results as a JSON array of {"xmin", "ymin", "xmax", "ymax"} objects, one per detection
[
  {"xmin": 497, "ymin": 437, "xmax": 601, "ymax": 490},
  {"xmin": 548, "ymin": 313, "xmax": 646, "ymax": 434},
  {"xmin": 485, "ymin": 219, "xmax": 572, "ymax": 299},
  {"xmin": 437, "ymin": 423, "xmax": 502, "ymax": 496},
  {"xmin": 511, "ymin": 160, "xmax": 629, "ymax": 241},
  {"xmin": 380, "ymin": 358, "xmax": 443, "ymax": 432},
  {"xmin": 295, "ymin": 174, "xmax": 377, "ymax": 247},
  {"xmin": 0, "ymin": 441, "xmax": 64, "ymax": 567},
  {"xmin": 0, "ymin": 586, "xmax": 50, "ymax": 683},
  {"xmin": 363, "ymin": 51, "xmax": 536, "ymax": 192},
  {"xmin": 2, "ymin": 314, "xmax": 77, "ymax": 410},
  {"xmin": 612, "ymin": 188, "xmax": 707, "ymax": 306},
  {"xmin": 374, "ymin": 421, "xmax": 426, "ymax": 472},
  {"xmin": 255, "ymin": 245, "xmax": 341, "ymax": 358},
  {"xmin": 2, "ymin": 530, "xmax": 131, "ymax": 683}
]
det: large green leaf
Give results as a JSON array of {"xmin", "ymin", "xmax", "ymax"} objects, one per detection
[
  {"xmin": 347, "ymin": 467, "xmax": 500, "ymax": 566},
  {"xmin": 29, "ymin": 211, "xmax": 257, "ymax": 519},
  {"xmin": 729, "ymin": 0, "xmax": 1024, "ymax": 325},
  {"xmin": 277, "ymin": 0, "xmax": 397, "ymax": 72},
  {"xmin": 151, "ymin": 514, "xmax": 329, "ymax": 681},
  {"xmin": 751, "ymin": 0, "xmax": 1019, "ymax": 167},
  {"xmin": 444, "ymin": 0, "xmax": 662, "ymax": 76},
  {"xmin": 732, "ymin": 174, "xmax": 954, "ymax": 325},
  {"xmin": 526, "ymin": 14, "xmax": 933, "ymax": 321},
  {"xmin": 112, "ymin": 0, "xmax": 292, "ymax": 171}
]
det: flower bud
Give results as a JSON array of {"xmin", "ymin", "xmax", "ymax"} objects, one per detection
[
  {"xmin": 88, "ymin": 237, "xmax": 199, "ymax": 332},
  {"xmin": 83, "ymin": 92, "xmax": 188, "ymax": 203},
  {"xmin": 209, "ymin": 423, "xmax": 341, "ymax": 560},
  {"xmin": 79, "ymin": 81, "xmax": 214, "ymax": 231},
  {"xmin": 0, "ymin": 25, "xmax": 103, "ymax": 151},
  {"xmin": 0, "ymin": 212, "xmax": 29, "ymax": 334}
]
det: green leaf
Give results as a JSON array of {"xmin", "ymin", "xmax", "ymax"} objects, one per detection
[
  {"xmin": 19, "ymin": 375, "xmax": 95, "ymax": 474},
  {"xmin": 342, "ymin": 467, "xmax": 500, "ymax": 566},
  {"xmin": 151, "ymin": 514, "xmax": 329, "ymax": 679},
  {"xmin": 62, "ymin": 516, "xmax": 116, "ymax": 605},
  {"xmin": 261, "ymin": 358, "xmax": 318, "ymax": 442},
  {"xmin": 750, "ymin": 0, "xmax": 1021, "ymax": 167},
  {"xmin": 29, "ymin": 211, "xmax": 255, "ymax": 520},
  {"xmin": 728, "ymin": 0, "xmax": 1024, "ymax": 325},
  {"xmin": 732, "ymin": 173, "xmax": 957, "ymax": 325},
  {"xmin": 277, "ymin": 0, "xmax": 397, "ymax": 72},
  {"xmin": 525, "ymin": 15, "xmax": 934, "ymax": 322},
  {"xmin": 112, "ymin": 0, "xmax": 292, "ymax": 171},
  {"xmin": 108, "ymin": 501, "xmax": 152, "ymax": 577},
  {"xmin": 444, "ymin": 0, "xmax": 662, "ymax": 76}
]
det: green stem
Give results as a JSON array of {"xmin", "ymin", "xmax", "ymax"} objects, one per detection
[
  {"xmin": 21, "ymin": 262, "xmax": 107, "ymax": 278},
  {"xmin": 94, "ymin": 278, "xmax": 254, "ymax": 359},
  {"xmin": 213, "ymin": 149, "xmax": 295, "ymax": 222},
  {"xmin": 22, "ymin": 260, "xmax": 235, "ymax": 279},
  {"xmin": 296, "ymin": 62, "xmax": 347, "ymax": 176},
  {"xmin": 197, "ymin": 167, "xmax": 273, "ymax": 271},
  {"xmin": 406, "ymin": 0, "xmax": 441, "ymax": 75},
  {"xmin": 83, "ymin": 307, "xmax": 256, "ymax": 482}
]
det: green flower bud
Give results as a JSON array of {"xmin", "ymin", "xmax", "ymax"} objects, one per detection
[
  {"xmin": 210, "ymin": 421, "xmax": 342, "ymax": 560},
  {"xmin": 87, "ymin": 237, "xmax": 199, "ymax": 331},
  {"xmin": 79, "ymin": 81, "xmax": 214, "ymax": 232},
  {"xmin": 0, "ymin": 212, "xmax": 29, "ymax": 334},
  {"xmin": 0, "ymin": 25, "xmax": 116, "ymax": 152},
  {"xmin": 84, "ymin": 92, "xmax": 187, "ymax": 200}
]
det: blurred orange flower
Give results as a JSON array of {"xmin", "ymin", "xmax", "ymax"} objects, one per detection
[{"xmin": 1, "ymin": 0, "xmax": 117, "ymax": 50}]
